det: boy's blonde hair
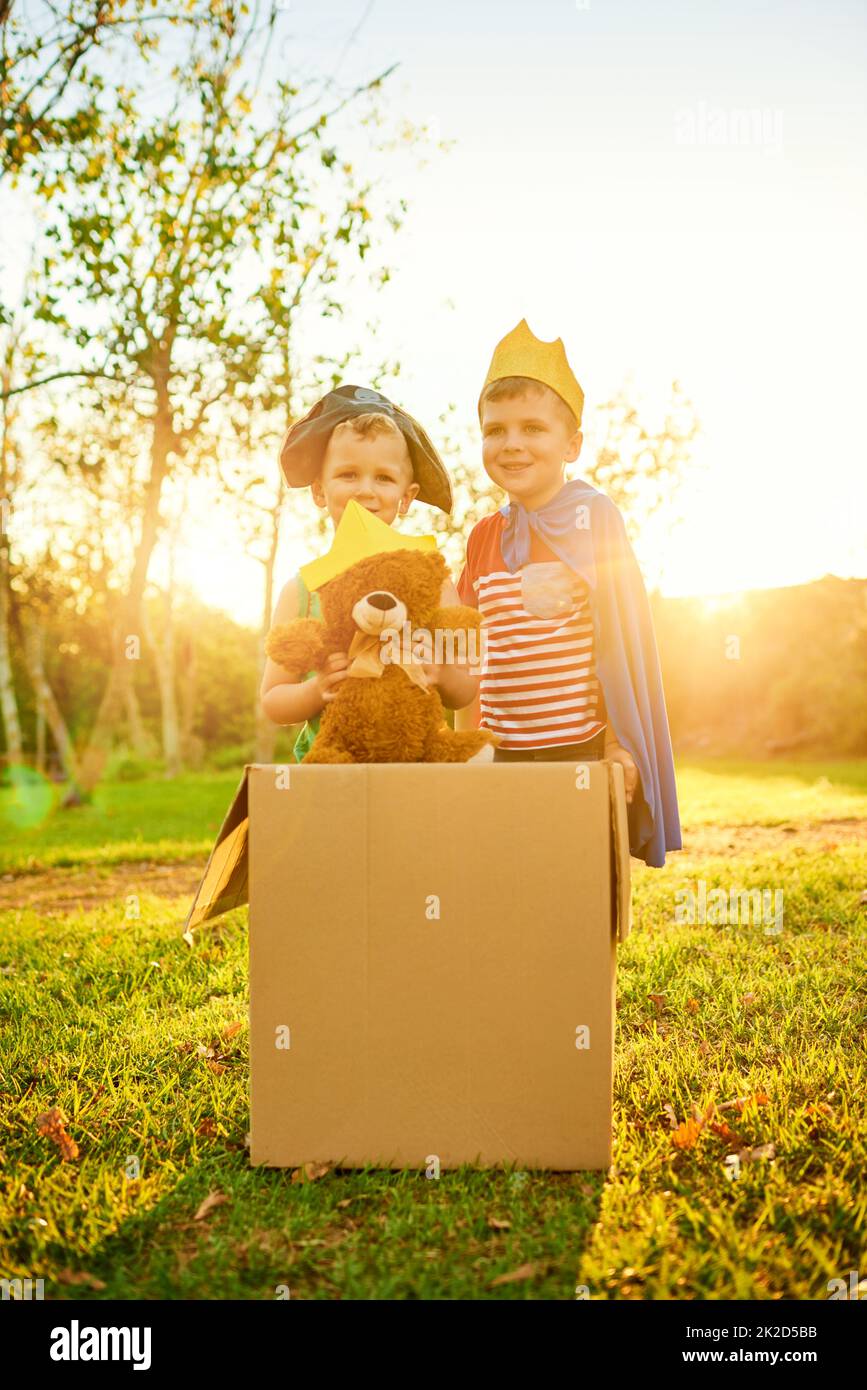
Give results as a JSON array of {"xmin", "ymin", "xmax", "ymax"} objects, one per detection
[
  {"xmin": 479, "ymin": 376, "xmax": 579, "ymax": 434},
  {"xmin": 338, "ymin": 411, "xmax": 406, "ymax": 444}
]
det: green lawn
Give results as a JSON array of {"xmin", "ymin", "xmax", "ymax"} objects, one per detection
[
  {"xmin": 0, "ymin": 771, "xmax": 241, "ymax": 872},
  {"xmin": 1, "ymin": 758, "xmax": 865, "ymax": 1299}
]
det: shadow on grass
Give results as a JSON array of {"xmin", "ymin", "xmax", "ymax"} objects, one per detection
[{"xmin": 42, "ymin": 1155, "xmax": 607, "ymax": 1301}]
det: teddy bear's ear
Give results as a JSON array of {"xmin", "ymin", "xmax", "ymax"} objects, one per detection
[
  {"xmin": 424, "ymin": 550, "xmax": 448, "ymax": 581},
  {"xmin": 389, "ymin": 548, "xmax": 445, "ymax": 614},
  {"xmin": 411, "ymin": 548, "xmax": 447, "ymax": 595},
  {"xmin": 265, "ymin": 619, "xmax": 325, "ymax": 677}
]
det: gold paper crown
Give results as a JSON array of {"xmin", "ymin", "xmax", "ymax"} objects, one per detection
[
  {"xmin": 479, "ymin": 318, "xmax": 584, "ymax": 428},
  {"xmin": 300, "ymin": 498, "xmax": 438, "ymax": 591}
]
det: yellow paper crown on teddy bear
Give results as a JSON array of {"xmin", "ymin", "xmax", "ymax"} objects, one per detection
[
  {"xmin": 480, "ymin": 318, "xmax": 584, "ymax": 428},
  {"xmin": 300, "ymin": 498, "xmax": 438, "ymax": 591}
]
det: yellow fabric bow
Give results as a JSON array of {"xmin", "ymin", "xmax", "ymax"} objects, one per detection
[{"xmin": 346, "ymin": 630, "xmax": 430, "ymax": 691}]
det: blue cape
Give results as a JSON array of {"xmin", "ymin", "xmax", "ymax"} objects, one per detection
[{"xmin": 500, "ymin": 479, "xmax": 682, "ymax": 867}]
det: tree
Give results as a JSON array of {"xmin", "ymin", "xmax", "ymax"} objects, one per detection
[
  {"xmin": 3, "ymin": 4, "xmax": 410, "ymax": 792},
  {"xmin": 0, "ymin": 322, "xmax": 25, "ymax": 764},
  {"xmin": 1, "ymin": 0, "xmax": 207, "ymax": 177},
  {"xmin": 585, "ymin": 381, "xmax": 699, "ymax": 543}
]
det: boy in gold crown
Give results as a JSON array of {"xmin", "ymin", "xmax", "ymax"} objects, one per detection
[{"xmin": 456, "ymin": 321, "xmax": 681, "ymax": 868}]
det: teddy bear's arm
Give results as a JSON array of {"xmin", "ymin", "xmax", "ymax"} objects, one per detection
[
  {"xmin": 427, "ymin": 605, "xmax": 484, "ymax": 636},
  {"xmin": 264, "ymin": 619, "xmax": 326, "ymax": 678}
]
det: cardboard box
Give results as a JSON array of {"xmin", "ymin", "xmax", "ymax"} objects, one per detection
[{"xmin": 184, "ymin": 761, "xmax": 631, "ymax": 1171}]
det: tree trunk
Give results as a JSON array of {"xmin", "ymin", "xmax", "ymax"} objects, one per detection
[
  {"xmin": 124, "ymin": 683, "xmax": 153, "ymax": 758},
  {"xmin": 0, "ymin": 374, "xmax": 24, "ymax": 767},
  {"xmin": 21, "ymin": 622, "xmax": 81, "ymax": 788},
  {"xmin": 77, "ymin": 393, "xmax": 173, "ymax": 793},
  {"xmin": 254, "ymin": 495, "xmax": 282, "ymax": 763},
  {"xmin": 36, "ymin": 702, "xmax": 45, "ymax": 772},
  {"xmin": 141, "ymin": 592, "xmax": 181, "ymax": 778},
  {"xmin": 0, "ymin": 541, "xmax": 23, "ymax": 766},
  {"xmin": 33, "ymin": 621, "xmax": 45, "ymax": 772},
  {"xmin": 179, "ymin": 629, "xmax": 200, "ymax": 764}
]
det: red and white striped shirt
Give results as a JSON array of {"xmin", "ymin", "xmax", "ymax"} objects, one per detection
[{"xmin": 457, "ymin": 512, "xmax": 606, "ymax": 751}]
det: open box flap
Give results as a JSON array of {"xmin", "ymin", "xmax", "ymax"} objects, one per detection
[
  {"xmin": 182, "ymin": 768, "xmax": 251, "ymax": 945},
  {"xmin": 607, "ymin": 759, "xmax": 632, "ymax": 942}
]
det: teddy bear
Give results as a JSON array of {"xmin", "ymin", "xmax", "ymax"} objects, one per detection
[{"xmin": 265, "ymin": 549, "xmax": 498, "ymax": 764}]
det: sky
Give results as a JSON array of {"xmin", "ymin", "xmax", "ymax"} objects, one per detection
[{"xmin": 7, "ymin": 0, "xmax": 867, "ymax": 626}]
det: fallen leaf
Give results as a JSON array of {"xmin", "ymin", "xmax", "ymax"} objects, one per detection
[
  {"xmin": 291, "ymin": 1161, "xmax": 332, "ymax": 1185},
  {"xmin": 738, "ymin": 1143, "xmax": 776, "ymax": 1164},
  {"xmin": 487, "ymin": 1217, "xmax": 511, "ymax": 1231},
  {"xmin": 663, "ymin": 1103, "xmax": 678, "ymax": 1131},
  {"xmin": 742, "ymin": 993, "xmax": 757, "ymax": 1008},
  {"xmin": 196, "ymin": 1117, "xmax": 217, "ymax": 1137},
  {"xmin": 687, "ymin": 997, "xmax": 700, "ymax": 1013},
  {"xmin": 194, "ymin": 1190, "xmax": 229, "ymax": 1221},
  {"xmin": 719, "ymin": 1091, "xmax": 770, "ymax": 1113},
  {"xmin": 490, "ymin": 1261, "xmax": 541, "ymax": 1286},
  {"xmin": 205, "ymin": 1060, "xmax": 227, "ymax": 1076},
  {"xmin": 698, "ymin": 1040, "xmax": 712, "ymax": 1058},
  {"xmin": 672, "ymin": 1101, "xmax": 715, "ymax": 1149},
  {"xmin": 710, "ymin": 1120, "xmax": 741, "ymax": 1143},
  {"xmin": 222, "ymin": 1022, "xmax": 243, "ymax": 1039},
  {"xmin": 36, "ymin": 1107, "xmax": 79, "ymax": 1161},
  {"xmin": 671, "ymin": 1118, "xmax": 702, "ymax": 1149},
  {"xmin": 647, "ymin": 993, "xmax": 666, "ymax": 1013},
  {"xmin": 55, "ymin": 1269, "xmax": 106, "ymax": 1290}
]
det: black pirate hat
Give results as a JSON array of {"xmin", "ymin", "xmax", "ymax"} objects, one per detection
[{"xmin": 278, "ymin": 385, "xmax": 453, "ymax": 514}]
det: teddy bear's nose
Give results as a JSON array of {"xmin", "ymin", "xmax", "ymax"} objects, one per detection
[{"xmin": 367, "ymin": 592, "xmax": 397, "ymax": 611}]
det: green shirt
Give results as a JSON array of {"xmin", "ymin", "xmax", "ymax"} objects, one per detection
[{"xmin": 292, "ymin": 573, "xmax": 322, "ymax": 763}]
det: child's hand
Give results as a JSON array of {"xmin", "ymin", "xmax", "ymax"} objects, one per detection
[
  {"xmin": 314, "ymin": 652, "xmax": 350, "ymax": 704},
  {"xmin": 605, "ymin": 742, "xmax": 639, "ymax": 804},
  {"xmin": 410, "ymin": 632, "xmax": 442, "ymax": 689},
  {"xmin": 419, "ymin": 658, "xmax": 443, "ymax": 688}
]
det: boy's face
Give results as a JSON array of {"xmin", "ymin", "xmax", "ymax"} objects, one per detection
[
  {"xmin": 480, "ymin": 389, "xmax": 582, "ymax": 511},
  {"xmin": 312, "ymin": 423, "xmax": 420, "ymax": 527}
]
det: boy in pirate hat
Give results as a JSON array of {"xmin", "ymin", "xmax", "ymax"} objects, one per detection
[
  {"xmin": 455, "ymin": 321, "xmax": 681, "ymax": 868},
  {"xmin": 260, "ymin": 385, "xmax": 478, "ymax": 759}
]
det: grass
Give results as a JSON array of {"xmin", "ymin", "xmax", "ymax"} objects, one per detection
[
  {"xmin": 0, "ymin": 771, "xmax": 241, "ymax": 872},
  {"xmin": 0, "ymin": 758, "xmax": 865, "ymax": 1299}
]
